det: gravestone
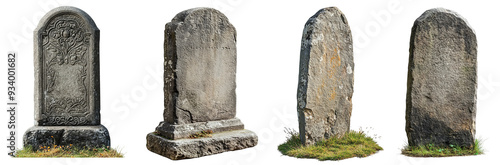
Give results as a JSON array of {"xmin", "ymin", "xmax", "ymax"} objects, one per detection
[
  {"xmin": 23, "ymin": 6, "xmax": 110, "ymax": 150},
  {"xmin": 146, "ymin": 7, "xmax": 258, "ymax": 159},
  {"xmin": 406, "ymin": 8, "xmax": 477, "ymax": 148},
  {"xmin": 297, "ymin": 7, "xmax": 354, "ymax": 146}
]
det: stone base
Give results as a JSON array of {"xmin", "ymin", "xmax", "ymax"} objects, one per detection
[
  {"xmin": 146, "ymin": 129, "xmax": 258, "ymax": 160},
  {"xmin": 155, "ymin": 118, "xmax": 244, "ymax": 140},
  {"xmin": 23, "ymin": 125, "xmax": 110, "ymax": 150}
]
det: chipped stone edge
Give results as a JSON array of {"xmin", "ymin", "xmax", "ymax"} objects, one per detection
[
  {"xmin": 155, "ymin": 118, "xmax": 244, "ymax": 140},
  {"xmin": 23, "ymin": 125, "xmax": 110, "ymax": 151},
  {"xmin": 297, "ymin": 6, "xmax": 353, "ymax": 146},
  {"xmin": 406, "ymin": 7, "xmax": 477, "ymax": 148},
  {"xmin": 146, "ymin": 129, "xmax": 258, "ymax": 160},
  {"xmin": 416, "ymin": 8, "xmax": 476, "ymax": 34}
]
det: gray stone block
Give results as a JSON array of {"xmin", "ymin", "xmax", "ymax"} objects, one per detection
[
  {"xmin": 155, "ymin": 118, "xmax": 244, "ymax": 140},
  {"xmin": 297, "ymin": 7, "xmax": 354, "ymax": 146},
  {"xmin": 164, "ymin": 7, "xmax": 237, "ymax": 125},
  {"xmin": 146, "ymin": 130, "xmax": 257, "ymax": 160},
  {"xmin": 23, "ymin": 125, "xmax": 110, "ymax": 150},
  {"xmin": 406, "ymin": 8, "xmax": 477, "ymax": 148},
  {"xmin": 148, "ymin": 7, "xmax": 257, "ymax": 159}
]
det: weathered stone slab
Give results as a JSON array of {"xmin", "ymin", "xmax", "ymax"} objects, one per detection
[
  {"xmin": 34, "ymin": 6, "xmax": 100, "ymax": 126},
  {"xmin": 24, "ymin": 6, "xmax": 110, "ymax": 150},
  {"xmin": 155, "ymin": 118, "xmax": 244, "ymax": 140},
  {"xmin": 24, "ymin": 125, "xmax": 110, "ymax": 150},
  {"xmin": 297, "ymin": 7, "xmax": 354, "ymax": 146},
  {"xmin": 406, "ymin": 8, "xmax": 477, "ymax": 148},
  {"xmin": 163, "ymin": 7, "xmax": 237, "ymax": 125},
  {"xmin": 146, "ymin": 130, "xmax": 257, "ymax": 160},
  {"xmin": 147, "ymin": 7, "xmax": 257, "ymax": 159}
]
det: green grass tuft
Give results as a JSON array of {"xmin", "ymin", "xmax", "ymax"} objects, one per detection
[
  {"xmin": 401, "ymin": 139, "xmax": 483, "ymax": 157},
  {"xmin": 278, "ymin": 128, "xmax": 383, "ymax": 161},
  {"xmin": 15, "ymin": 145, "xmax": 124, "ymax": 158}
]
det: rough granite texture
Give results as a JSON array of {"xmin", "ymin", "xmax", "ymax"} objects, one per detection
[
  {"xmin": 146, "ymin": 130, "xmax": 257, "ymax": 160},
  {"xmin": 148, "ymin": 7, "xmax": 257, "ymax": 159},
  {"xmin": 164, "ymin": 7, "xmax": 237, "ymax": 125},
  {"xmin": 25, "ymin": 6, "xmax": 110, "ymax": 150},
  {"xmin": 406, "ymin": 8, "xmax": 477, "ymax": 148},
  {"xmin": 155, "ymin": 118, "xmax": 244, "ymax": 140},
  {"xmin": 24, "ymin": 125, "xmax": 110, "ymax": 150},
  {"xmin": 297, "ymin": 7, "xmax": 354, "ymax": 146}
]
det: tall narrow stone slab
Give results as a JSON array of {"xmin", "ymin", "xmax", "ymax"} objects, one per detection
[
  {"xmin": 24, "ymin": 6, "xmax": 110, "ymax": 150},
  {"xmin": 406, "ymin": 8, "xmax": 477, "ymax": 148},
  {"xmin": 146, "ymin": 7, "xmax": 257, "ymax": 159},
  {"xmin": 297, "ymin": 7, "xmax": 354, "ymax": 146}
]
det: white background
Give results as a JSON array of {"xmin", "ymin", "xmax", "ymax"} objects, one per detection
[{"xmin": 2, "ymin": 0, "xmax": 500, "ymax": 164}]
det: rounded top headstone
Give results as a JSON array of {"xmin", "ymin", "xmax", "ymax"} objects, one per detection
[
  {"xmin": 297, "ymin": 6, "xmax": 353, "ymax": 146},
  {"xmin": 36, "ymin": 6, "xmax": 98, "ymax": 32},
  {"xmin": 167, "ymin": 7, "xmax": 235, "ymax": 37},
  {"xmin": 163, "ymin": 7, "xmax": 237, "ymax": 124},
  {"xmin": 34, "ymin": 6, "xmax": 101, "ymax": 126},
  {"xmin": 306, "ymin": 7, "xmax": 348, "ymax": 25},
  {"xmin": 414, "ymin": 8, "xmax": 475, "ymax": 35},
  {"xmin": 171, "ymin": 7, "xmax": 229, "ymax": 22},
  {"xmin": 406, "ymin": 8, "xmax": 477, "ymax": 148}
]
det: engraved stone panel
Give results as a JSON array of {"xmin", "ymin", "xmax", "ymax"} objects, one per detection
[
  {"xmin": 406, "ymin": 8, "xmax": 477, "ymax": 148},
  {"xmin": 34, "ymin": 7, "xmax": 100, "ymax": 126},
  {"xmin": 297, "ymin": 7, "xmax": 354, "ymax": 146},
  {"xmin": 25, "ymin": 6, "xmax": 109, "ymax": 150}
]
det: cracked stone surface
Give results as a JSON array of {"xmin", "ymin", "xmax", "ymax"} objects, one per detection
[
  {"xmin": 163, "ymin": 7, "xmax": 237, "ymax": 125},
  {"xmin": 155, "ymin": 118, "xmax": 244, "ymax": 140},
  {"xmin": 297, "ymin": 7, "xmax": 354, "ymax": 146},
  {"xmin": 406, "ymin": 8, "xmax": 477, "ymax": 148},
  {"xmin": 148, "ymin": 7, "xmax": 257, "ymax": 159},
  {"xmin": 146, "ymin": 129, "xmax": 257, "ymax": 160}
]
